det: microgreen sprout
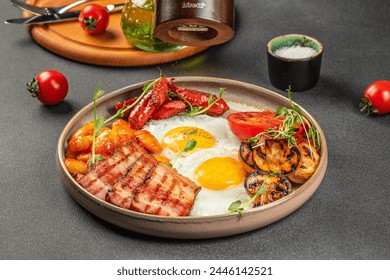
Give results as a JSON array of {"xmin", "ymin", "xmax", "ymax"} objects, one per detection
[
  {"xmin": 246, "ymin": 132, "xmax": 272, "ymax": 149},
  {"xmin": 89, "ymin": 76, "xmax": 162, "ymax": 167},
  {"xmin": 169, "ymin": 130, "xmax": 197, "ymax": 168},
  {"xmin": 169, "ymin": 88, "xmax": 225, "ymax": 117},
  {"xmin": 228, "ymin": 172, "xmax": 276, "ymax": 215},
  {"xmin": 247, "ymin": 135, "xmax": 263, "ymax": 143},
  {"xmin": 266, "ymin": 86, "xmax": 321, "ymax": 150},
  {"xmin": 90, "ymin": 85, "xmax": 106, "ymax": 166},
  {"xmin": 106, "ymin": 76, "xmax": 162, "ymax": 124}
]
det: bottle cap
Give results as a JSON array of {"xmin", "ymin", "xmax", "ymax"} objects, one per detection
[{"xmin": 154, "ymin": 0, "xmax": 235, "ymax": 47}]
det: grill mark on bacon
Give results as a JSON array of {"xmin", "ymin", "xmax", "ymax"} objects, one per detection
[
  {"xmin": 150, "ymin": 176, "xmax": 188, "ymax": 216},
  {"xmin": 75, "ymin": 173, "xmax": 109, "ymax": 200},
  {"xmin": 76, "ymin": 142, "xmax": 146, "ymax": 201},
  {"xmin": 131, "ymin": 164, "xmax": 197, "ymax": 216},
  {"xmin": 94, "ymin": 143, "xmax": 145, "ymax": 186},
  {"xmin": 75, "ymin": 141, "xmax": 201, "ymax": 217},
  {"xmin": 107, "ymin": 154, "xmax": 157, "ymax": 209},
  {"xmin": 144, "ymin": 174, "xmax": 169, "ymax": 215}
]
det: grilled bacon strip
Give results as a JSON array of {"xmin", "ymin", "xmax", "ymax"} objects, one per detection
[
  {"xmin": 76, "ymin": 142, "xmax": 201, "ymax": 217},
  {"xmin": 130, "ymin": 163, "xmax": 201, "ymax": 216},
  {"xmin": 106, "ymin": 153, "xmax": 158, "ymax": 210},
  {"xmin": 75, "ymin": 142, "xmax": 145, "ymax": 200}
]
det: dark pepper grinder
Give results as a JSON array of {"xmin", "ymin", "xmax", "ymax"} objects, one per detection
[{"xmin": 154, "ymin": 0, "xmax": 235, "ymax": 46}]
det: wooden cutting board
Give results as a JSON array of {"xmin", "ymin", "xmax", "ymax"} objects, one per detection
[{"xmin": 25, "ymin": 0, "xmax": 209, "ymax": 66}]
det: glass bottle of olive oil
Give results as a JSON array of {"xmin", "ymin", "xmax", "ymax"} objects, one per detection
[{"xmin": 121, "ymin": 0, "xmax": 183, "ymax": 52}]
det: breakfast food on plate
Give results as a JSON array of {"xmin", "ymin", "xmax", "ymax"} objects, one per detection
[
  {"xmin": 168, "ymin": 79, "xmax": 230, "ymax": 117},
  {"xmin": 227, "ymin": 111, "xmax": 284, "ymax": 140},
  {"xmin": 127, "ymin": 75, "xmax": 169, "ymax": 129},
  {"xmin": 63, "ymin": 76, "xmax": 322, "ymax": 217},
  {"xmin": 240, "ymin": 138, "xmax": 301, "ymax": 175},
  {"xmin": 143, "ymin": 114, "xmax": 248, "ymax": 216},
  {"xmin": 287, "ymin": 140, "xmax": 321, "ymax": 184},
  {"xmin": 113, "ymin": 76, "xmax": 230, "ymax": 128},
  {"xmin": 245, "ymin": 170, "xmax": 292, "ymax": 207},
  {"xmin": 76, "ymin": 142, "xmax": 201, "ymax": 217}
]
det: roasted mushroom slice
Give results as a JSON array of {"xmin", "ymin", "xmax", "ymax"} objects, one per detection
[
  {"xmin": 245, "ymin": 170, "xmax": 292, "ymax": 207},
  {"xmin": 252, "ymin": 138, "xmax": 300, "ymax": 174},
  {"xmin": 238, "ymin": 139, "xmax": 257, "ymax": 173},
  {"xmin": 287, "ymin": 140, "xmax": 321, "ymax": 184}
]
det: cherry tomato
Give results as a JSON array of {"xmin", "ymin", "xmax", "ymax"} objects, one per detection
[
  {"xmin": 64, "ymin": 158, "xmax": 88, "ymax": 175},
  {"xmin": 76, "ymin": 153, "xmax": 92, "ymax": 163},
  {"xmin": 292, "ymin": 121, "xmax": 310, "ymax": 140},
  {"xmin": 360, "ymin": 80, "xmax": 390, "ymax": 115},
  {"xmin": 27, "ymin": 70, "xmax": 68, "ymax": 105},
  {"xmin": 111, "ymin": 119, "xmax": 136, "ymax": 144},
  {"xmin": 67, "ymin": 135, "xmax": 93, "ymax": 153},
  {"xmin": 79, "ymin": 4, "xmax": 110, "ymax": 35},
  {"xmin": 70, "ymin": 121, "xmax": 94, "ymax": 139},
  {"xmin": 135, "ymin": 129, "xmax": 163, "ymax": 153},
  {"xmin": 95, "ymin": 129, "xmax": 120, "ymax": 157},
  {"xmin": 227, "ymin": 111, "xmax": 284, "ymax": 140}
]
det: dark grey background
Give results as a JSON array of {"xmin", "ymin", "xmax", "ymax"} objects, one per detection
[{"xmin": 1, "ymin": 0, "xmax": 389, "ymax": 260}]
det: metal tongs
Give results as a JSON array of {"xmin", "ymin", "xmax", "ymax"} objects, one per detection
[{"xmin": 10, "ymin": 0, "xmax": 92, "ymax": 16}]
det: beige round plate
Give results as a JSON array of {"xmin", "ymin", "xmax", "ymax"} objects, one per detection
[{"xmin": 56, "ymin": 77, "xmax": 328, "ymax": 239}]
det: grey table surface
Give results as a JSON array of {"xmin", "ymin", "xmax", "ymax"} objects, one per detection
[{"xmin": 1, "ymin": 0, "xmax": 389, "ymax": 260}]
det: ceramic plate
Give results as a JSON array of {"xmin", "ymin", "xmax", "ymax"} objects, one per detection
[{"xmin": 56, "ymin": 77, "xmax": 328, "ymax": 239}]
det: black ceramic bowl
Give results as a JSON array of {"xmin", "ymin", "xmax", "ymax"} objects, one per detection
[{"xmin": 267, "ymin": 34, "xmax": 323, "ymax": 92}]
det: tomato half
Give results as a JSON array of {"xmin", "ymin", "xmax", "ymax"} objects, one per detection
[
  {"xmin": 27, "ymin": 70, "xmax": 68, "ymax": 105},
  {"xmin": 79, "ymin": 4, "xmax": 110, "ymax": 35},
  {"xmin": 227, "ymin": 111, "xmax": 284, "ymax": 140},
  {"xmin": 360, "ymin": 80, "xmax": 390, "ymax": 115}
]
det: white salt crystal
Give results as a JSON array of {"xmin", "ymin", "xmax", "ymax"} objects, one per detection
[{"xmin": 274, "ymin": 45, "xmax": 318, "ymax": 59}]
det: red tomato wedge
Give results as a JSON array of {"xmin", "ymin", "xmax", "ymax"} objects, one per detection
[{"xmin": 227, "ymin": 111, "xmax": 284, "ymax": 140}]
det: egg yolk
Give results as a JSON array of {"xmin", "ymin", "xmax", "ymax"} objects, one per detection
[
  {"xmin": 161, "ymin": 126, "xmax": 215, "ymax": 153},
  {"xmin": 195, "ymin": 157, "xmax": 246, "ymax": 190}
]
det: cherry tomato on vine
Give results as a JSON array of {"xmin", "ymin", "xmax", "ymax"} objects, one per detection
[
  {"xmin": 27, "ymin": 70, "xmax": 68, "ymax": 105},
  {"xmin": 78, "ymin": 4, "xmax": 110, "ymax": 35},
  {"xmin": 359, "ymin": 80, "xmax": 390, "ymax": 115}
]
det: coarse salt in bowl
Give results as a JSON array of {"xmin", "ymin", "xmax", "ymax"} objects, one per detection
[
  {"xmin": 274, "ymin": 45, "xmax": 318, "ymax": 59},
  {"xmin": 267, "ymin": 34, "xmax": 323, "ymax": 92}
]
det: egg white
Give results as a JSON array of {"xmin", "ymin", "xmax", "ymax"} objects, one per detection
[{"xmin": 144, "ymin": 115, "xmax": 251, "ymax": 216}]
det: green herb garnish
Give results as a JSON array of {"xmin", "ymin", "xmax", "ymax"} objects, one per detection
[
  {"xmin": 106, "ymin": 77, "xmax": 161, "ymax": 123},
  {"xmin": 169, "ymin": 130, "xmax": 197, "ymax": 168},
  {"xmin": 169, "ymin": 88, "xmax": 225, "ymax": 117},
  {"xmin": 89, "ymin": 76, "xmax": 162, "ymax": 167},
  {"xmin": 90, "ymin": 85, "xmax": 105, "ymax": 167},
  {"xmin": 266, "ymin": 86, "xmax": 321, "ymax": 149},
  {"xmin": 228, "ymin": 173, "xmax": 275, "ymax": 215}
]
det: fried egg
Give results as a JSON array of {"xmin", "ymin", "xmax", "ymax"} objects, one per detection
[
  {"xmin": 144, "ymin": 115, "xmax": 251, "ymax": 216},
  {"xmin": 161, "ymin": 126, "xmax": 216, "ymax": 153}
]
